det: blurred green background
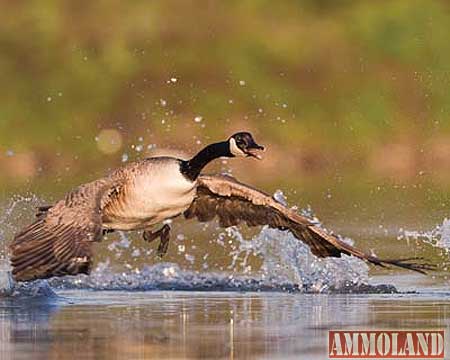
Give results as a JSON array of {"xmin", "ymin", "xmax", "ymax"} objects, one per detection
[{"xmin": 1, "ymin": 0, "xmax": 450, "ymax": 240}]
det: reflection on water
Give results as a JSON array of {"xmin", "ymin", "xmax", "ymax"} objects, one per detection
[{"xmin": 1, "ymin": 289, "xmax": 450, "ymax": 360}]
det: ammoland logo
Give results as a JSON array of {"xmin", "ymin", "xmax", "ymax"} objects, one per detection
[{"xmin": 328, "ymin": 330, "xmax": 444, "ymax": 359}]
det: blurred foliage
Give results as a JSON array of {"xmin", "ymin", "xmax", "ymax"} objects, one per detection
[{"xmin": 1, "ymin": 0, "xmax": 450, "ymax": 193}]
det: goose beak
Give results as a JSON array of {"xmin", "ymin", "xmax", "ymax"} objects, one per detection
[{"xmin": 245, "ymin": 144, "xmax": 265, "ymax": 160}]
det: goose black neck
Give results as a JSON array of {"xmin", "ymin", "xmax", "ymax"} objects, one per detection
[{"xmin": 180, "ymin": 141, "xmax": 231, "ymax": 181}]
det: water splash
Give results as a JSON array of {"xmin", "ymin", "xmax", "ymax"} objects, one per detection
[
  {"xmin": 398, "ymin": 218, "xmax": 450, "ymax": 252},
  {"xmin": 2, "ymin": 279, "xmax": 57, "ymax": 298},
  {"xmin": 0, "ymin": 190, "xmax": 395, "ymax": 297},
  {"xmin": 45, "ymin": 262, "xmax": 394, "ymax": 294},
  {"xmin": 227, "ymin": 226, "xmax": 369, "ymax": 293},
  {"xmin": 0, "ymin": 258, "xmax": 14, "ymax": 296}
]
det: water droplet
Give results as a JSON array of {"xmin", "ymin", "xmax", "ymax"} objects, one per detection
[
  {"xmin": 177, "ymin": 234, "xmax": 185, "ymax": 241},
  {"xmin": 135, "ymin": 144, "xmax": 143, "ymax": 152},
  {"xmin": 131, "ymin": 249, "xmax": 141, "ymax": 257}
]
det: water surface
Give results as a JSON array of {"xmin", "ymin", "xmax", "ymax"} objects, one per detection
[{"xmin": 2, "ymin": 281, "xmax": 450, "ymax": 359}]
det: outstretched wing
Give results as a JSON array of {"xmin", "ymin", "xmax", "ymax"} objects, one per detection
[
  {"xmin": 185, "ymin": 175, "xmax": 433, "ymax": 274},
  {"xmin": 10, "ymin": 179, "xmax": 116, "ymax": 282}
]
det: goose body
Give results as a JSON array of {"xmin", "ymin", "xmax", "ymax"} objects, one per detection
[
  {"xmin": 10, "ymin": 132, "xmax": 432, "ymax": 282},
  {"xmin": 102, "ymin": 157, "xmax": 196, "ymax": 230}
]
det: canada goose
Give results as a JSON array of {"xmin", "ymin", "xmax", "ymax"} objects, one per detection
[{"xmin": 10, "ymin": 132, "xmax": 431, "ymax": 282}]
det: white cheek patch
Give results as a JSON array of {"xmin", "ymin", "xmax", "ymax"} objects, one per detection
[{"xmin": 229, "ymin": 138, "xmax": 246, "ymax": 157}]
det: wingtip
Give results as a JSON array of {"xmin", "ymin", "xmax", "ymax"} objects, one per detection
[{"xmin": 372, "ymin": 257, "xmax": 436, "ymax": 275}]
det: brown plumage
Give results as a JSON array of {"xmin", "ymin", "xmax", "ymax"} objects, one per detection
[
  {"xmin": 10, "ymin": 179, "xmax": 114, "ymax": 281},
  {"xmin": 10, "ymin": 148, "xmax": 433, "ymax": 282},
  {"xmin": 10, "ymin": 161, "xmax": 154, "ymax": 282}
]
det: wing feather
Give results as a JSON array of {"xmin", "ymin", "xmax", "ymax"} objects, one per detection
[
  {"xmin": 10, "ymin": 179, "xmax": 116, "ymax": 282},
  {"xmin": 185, "ymin": 175, "xmax": 433, "ymax": 274}
]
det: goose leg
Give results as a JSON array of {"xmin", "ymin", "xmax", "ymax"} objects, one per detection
[
  {"xmin": 142, "ymin": 228, "xmax": 162, "ymax": 243},
  {"xmin": 143, "ymin": 224, "xmax": 171, "ymax": 258},
  {"xmin": 157, "ymin": 225, "xmax": 171, "ymax": 258}
]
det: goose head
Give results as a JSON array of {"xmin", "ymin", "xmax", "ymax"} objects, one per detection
[
  {"xmin": 228, "ymin": 132, "xmax": 265, "ymax": 160},
  {"xmin": 180, "ymin": 132, "xmax": 265, "ymax": 182}
]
